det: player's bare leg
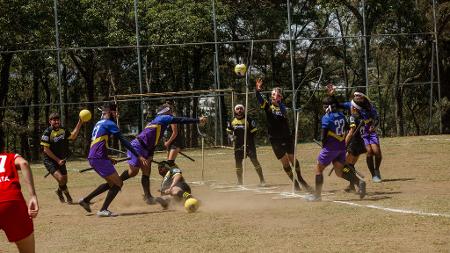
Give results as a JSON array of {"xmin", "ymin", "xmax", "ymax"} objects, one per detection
[
  {"xmin": 140, "ymin": 164, "xmax": 156, "ymax": 205},
  {"xmin": 167, "ymin": 147, "xmax": 180, "ymax": 161},
  {"xmin": 344, "ymin": 153, "xmax": 360, "ymax": 192},
  {"xmin": 287, "ymin": 153, "xmax": 312, "ymax": 192},
  {"xmin": 371, "ymin": 143, "xmax": 382, "ymax": 181},
  {"xmin": 15, "ymin": 232, "xmax": 35, "ymax": 253}
]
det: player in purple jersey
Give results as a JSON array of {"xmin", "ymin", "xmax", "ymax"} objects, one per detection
[
  {"xmin": 255, "ymin": 78, "xmax": 311, "ymax": 192},
  {"xmin": 78, "ymin": 103, "xmax": 148, "ymax": 217},
  {"xmin": 306, "ymin": 97, "xmax": 365, "ymax": 201},
  {"xmin": 121, "ymin": 103, "xmax": 206, "ymax": 205},
  {"xmin": 327, "ymin": 85, "xmax": 383, "ymax": 183}
]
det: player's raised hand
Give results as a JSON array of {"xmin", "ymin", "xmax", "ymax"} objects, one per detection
[
  {"xmin": 199, "ymin": 116, "xmax": 207, "ymax": 126},
  {"xmin": 256, "ymin": 78, "xmax": 263, "ymax": 91},
  {"xmin": 326, "ymin": 83, "xmax": 336, "ymax": 96},
  {"xmin": 28, "ymin": 195, "xmax": 39, "ymax": 218}
]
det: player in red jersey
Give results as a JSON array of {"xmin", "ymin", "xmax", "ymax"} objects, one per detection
[{"xmin": 0, "ymin": 136, "xmax": 39, "ymax": 253}]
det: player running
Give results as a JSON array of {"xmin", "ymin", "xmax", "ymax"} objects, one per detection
[
  {"xmin": 255, "ymin": 78, "xmax": 311, "ymax": 192},
  {"xmin": 226, "ymin": 104, "xmax": 265, "ymax": 186},
  {"xmin": 78, "ymin": 103, "xmax": 148, "ymax": 217},
  {"xmin": 0, "ymin": 136, "xmax": 39, "ymax": 253},
  {"xmin": 40, "ymin": 112, "xmax": 84, "ymax": 204},
  {"xmin": 306, "ymin": 97, "xmax": 365, "ymax": 201},
  {"xmin": 163, "ymin": 99, "xmax": 186, "ymax": 163}
]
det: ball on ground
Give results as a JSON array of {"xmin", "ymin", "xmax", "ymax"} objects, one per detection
[
  {"xmin": 79, "ymin": 109, "xmax": 92, "ymax": 122},
  {"xmin": 184, "ymin": 198, "xmax": 199, "ymax": 213},
  {"xmin": 234, "ymin": 64, "xmax": 247, "ymax": 77}
]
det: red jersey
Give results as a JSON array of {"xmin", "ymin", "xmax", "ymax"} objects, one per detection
[{"xmin": 0, "ymin": 152, "xmax": 23, "ymax": 202}]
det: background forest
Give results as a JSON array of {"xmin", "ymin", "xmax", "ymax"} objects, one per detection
[{"xmin": 0, "ymin": 0, "xmax": 449, "ymax": 161}]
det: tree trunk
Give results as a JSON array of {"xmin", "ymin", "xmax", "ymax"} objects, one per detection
[
  {"xmin": 32, "ymin": 70, "xmax": 41, "ymax": 160},
  {"xmin": 0, "ymin": 53, "xmax": 13, "ymax": 137},
  {"xmin": 394, "ymin": 46, "xmax": 404, "ymax": 136}
]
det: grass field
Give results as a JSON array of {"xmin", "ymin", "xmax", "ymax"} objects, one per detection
[{"xmin": 1, "ymin": 135, "xmax": 450, "ymax": 252}]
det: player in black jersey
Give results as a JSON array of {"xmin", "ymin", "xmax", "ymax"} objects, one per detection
[
  {"xmin": 40, "ymin": 112, "xmax": 84, "ymax": 203},
  {"xmin": 226, "ymin": 104, "xmax": 265, "ymax": 186},
  {"xmin": 255, "ymin": 78, "xmax": 312, "ymax": 192},
  {"xmin": 163, "ymin": 100, "xmax": 186, "ymax": 164}
]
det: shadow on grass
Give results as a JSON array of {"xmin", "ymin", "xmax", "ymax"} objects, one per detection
[{"xmin": 381, "ymin": 178, "xmax": 415, "ymax": 182}]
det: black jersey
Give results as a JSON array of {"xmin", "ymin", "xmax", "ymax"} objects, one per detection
[
  {"xmin": 40, "ymin": 126, "xmax": 71, "ymax": 159},
  {"xmin": 226, "ymin": 117, "xmax": 257, "ymax": 149},
  {"xmin": 160, "ymin": 165, "xmax": 185, "ymax": 192},
  {"xmin": 256, "ymin": 91, "xmax": 291, "ymax": 140},
  {"xmin": 348, "ymin": 114, "xmax": 364, "ymax": 140}
]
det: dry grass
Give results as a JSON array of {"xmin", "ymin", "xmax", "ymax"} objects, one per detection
[{"xmin": 1, "ymin": 135, "xmax": 450, "ymax": 252}]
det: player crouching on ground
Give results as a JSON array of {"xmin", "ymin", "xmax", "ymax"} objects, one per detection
[
  {"xmin": 306, "ymin": 97, "xmax": 365, "ymax": 201},
  {"xmin": 155, "ymin": 161, "xmax": 197, "ymax": 211},
  {"xmin": 0, "ymin": 135, "xmax": 39, "ymax": 253}
]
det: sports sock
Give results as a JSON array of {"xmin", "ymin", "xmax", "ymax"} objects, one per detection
[
  {"xmin": 141, "ymin": 175, "xmax": 152, "ymax": 198},
  {"xmin": 250, "ymin": 157, "xmax": 265, "ymax": 183},
  {"xmin": 342, "ymin": 165, "xmax": 359, "ymax": 185},
  {"xmin": 366, "ymin": 156, "xmax": 375, "ymax": 177},
  {"xmin": 375, "ymin": 155, "xmax": 382, "ymax": 174},
  {"xmin": 120, "ymin": 170, "xmax": 130, "ymax": 181},
  {"xmin": 315, "ymin": 174, "xmax": 323, "ymax": 197},
  {"xmin": 236, "ymin": 168, "xmax": 243, "ymax": 185},
  {"xmin": 84, "ymin": 183, "xmax": 109, "ymax": 203},
  {"xmin": 100, "ymin": 185, "xmax": 121, "ymax": 211},
  {"xmin": 176, "ymin": 191, "xmax": 192, "ymax": 200}
]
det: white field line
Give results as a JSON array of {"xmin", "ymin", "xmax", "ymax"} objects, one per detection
[{"xmin": 333, "ymin": 200, "xmax": 450, "ymax": 218}]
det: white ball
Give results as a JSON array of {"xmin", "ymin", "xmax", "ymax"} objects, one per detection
[{"xmin": 234, "ymin": 64, "xmax": 247, "ymax": 77}]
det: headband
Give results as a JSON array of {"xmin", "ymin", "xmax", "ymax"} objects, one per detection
[
  {"xmin": 234, "ymin": 104, "xmax": 245, "ymax": 110},
  {"xmin": 351, "ymin": 100, "xmax": 362, "ymax": 110}
]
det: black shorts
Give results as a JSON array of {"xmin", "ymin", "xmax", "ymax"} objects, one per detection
[
  {"xmin": 168, "ymin": 135, "xmax": 185, "ymax": 150},
  {"xmin": 43, "ymin": 158, "xmax": 67, "ymax": 176},
  {"xmin": 270, "ymin": 138, "xmax": 294, "ymax": 160},
  {"xmin": 234, "ymin": 145, "xmax": 257, "ymax": 160},
  {"xmin": 347, "ymin": 138, "xmax": 367, "ymax": 156}
]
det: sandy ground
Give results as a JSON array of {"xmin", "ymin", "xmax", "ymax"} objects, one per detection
[{"xmin": 1, "ymin": 135, "xmax": 450, "ymax": 252}]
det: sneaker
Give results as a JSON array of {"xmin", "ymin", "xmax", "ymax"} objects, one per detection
[
  {"xmin": 63, "ymin": 191, "xmax": 73, "ymax": 204},
  {"xmin": 96, "ymin": 209, "xmax": 118, "ymax": 217},
  {"xmin": 259, "ymin": 181, "xmax": 267, "ymax": 187},
  {"xmin": 344, "ymin": 184, "xmax": 356, "ymax": 193},
  {"xmin": 305, "ymin": 194, "xmax": 321, "ymax": 202},
  {"xmin": 78, "ymin": 199, "xmax": 92, "ymax": 213},
  {"xmin": 56, "ymin": 189, "xmax": 65, "ymax": 203},
  {"xmin": 372, "ymin": 176, "xmax": 382, "ymax": 183},
  {"xmin": 145, "ymin": 196, "xmax": 157, "ymax": 205},
  {"xmin": 358, "ymin": 181, "xmax": 366, "ymax": 199},
  {"xmin": 155, "ymin": 197, "xmax": 169, "ymax": 209}
]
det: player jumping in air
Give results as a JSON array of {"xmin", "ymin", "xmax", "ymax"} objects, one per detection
[
  {"xmin": 255, "ymin": 78, "xmax": 311, "ymax": 192},
  {"xmin": 40, "ymin": 112, "xmax": 84, "ymax": 204},
  {"xmin": 226, "ymin": 104, "xmax": 265, "ymax": 186},
  {"xmin": 78, "ymin": 103, "xmax": 148, "ymax": 217},
  {"xmin": 0, "ymin": 136, "xmax": 39, "ymax": 253},
  {"xmin": 306, "ymin": 96, "xmax": 365, "ymax": 201}
]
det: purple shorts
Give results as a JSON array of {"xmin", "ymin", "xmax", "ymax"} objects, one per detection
[
  {"xmin": 127, "ymin": 139, "xmax": 151, "ymax": 167},
  {"xmin": 317, "ymin": 148, "xmax": 346, "ymax": 166},
  {"xmin": 362, "ymin": 132, "xmax": 380, "ymax": 146},
  {"xmin": 89, "ymin": 158, "xmax": 116, "ymax": 178}
]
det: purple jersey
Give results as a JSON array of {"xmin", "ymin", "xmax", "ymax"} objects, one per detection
[
  {"xmin": 88, "ymin": 119, "xmax": 120, "ymax": 159},
  {"xmin": 137, "ymin": 115, "xmax": 199, "ymax": 151},
  {"xmin": 321, "ymin": 112, "xmax": 346, "ymax": 151}
]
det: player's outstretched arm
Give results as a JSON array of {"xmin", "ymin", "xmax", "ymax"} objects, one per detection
[
  {"xmin": 15, "ymin": 157, "xmax": 39, "ymax": 218},
  {"xmin": 69, "ymin": 118, "xmax": 85, "ymax": 141}
]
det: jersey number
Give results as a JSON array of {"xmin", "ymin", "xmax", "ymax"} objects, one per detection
[
  {"xmin": 0, "ymin": 155, "xmax": 6, "ymax": 173},
  {"xmin": 334, "ymin": 119, "xmax": 345, "ymax": 136}
]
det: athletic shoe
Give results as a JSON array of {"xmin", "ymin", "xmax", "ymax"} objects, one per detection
[
  {"xmin": 358, "ymin": 181, "xmax": 366, "ymax": 199},
  {"xmin": 96, "ymin": 209, "xmax": 118, "ymax": 217},
  {"xmin": 259, "ymin": 181, "xmax": 267, "ymax": 187},
  {"xmin": 155, "ymin": 197, "xmax": 169, "ymax": 210},
  {"xmin": 344, "ymin": 184, "xmax": 356, "ymax": 193},
  {"xmin": 55, "ymin": 189, "xmax": 65, "ymax": 203},
  {"xmin": 78, "ymin": 199, "xmax": 92, "ymax": 213},
  {"xmin": 63, "ymin": 190, "xmax": 73, "ymax": 204},
  {"xmin": 372, "ymin": 176, "xmax": 382, "ymax": 183},
  {"xmin": 305, "ymin": 194, "xmax": 321, "ymax": 202},
  {"xmin": 145, "ymin": 196, "xmax": 157, "ymax": 205}
]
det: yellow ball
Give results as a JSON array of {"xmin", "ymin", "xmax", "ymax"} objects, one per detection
[
  {"xmin": 234, "ymin": 64, "xmax": 247, "ymax": 77},
  {"xmin": 184, "ymin": 198, "xmax": 199, "ymax": 213},
  {"xmin": 79, "ymin": 109, "xmax": 92, "ymax": 122}
]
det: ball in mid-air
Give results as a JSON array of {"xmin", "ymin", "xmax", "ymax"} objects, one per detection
[
  {"xmin": 79, "ymin": 109, "xmax": 92, "ymax": 122},
  {"xmin": 234, "ymin": 64, "xmax": 247, "ymax": 77},
  {"xmin": 184, "ymin": 198, "xmax": 199, "ymax": 213}
]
